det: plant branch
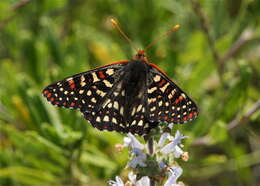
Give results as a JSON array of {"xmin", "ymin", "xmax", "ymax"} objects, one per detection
[
  {"xmin": 0, "ymin": 0, "xmax": 31, "ymax": 30},
  {"xmin": 190, "ymin": 0, "xmax": 222, "ymax": 75},
  {"xmin": 219, "ymin": 29, "xmax": 255, "ymax": 64},
  {"xmin": 192, "ymin": 100, "xmax": 260, "ymax": 146},
  {"xmin": 228, "ymin": 99, "xmax": 260, "ymax": 130}
]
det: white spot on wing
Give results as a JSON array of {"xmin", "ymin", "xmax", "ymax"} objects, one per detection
[
  {"xmin": 131, "ymin": 107, "xmax": 136, "ymax": 116},
  {"xmin": 92, "ymin": 73, "xmax": 99, "ymax": 82},
  {"xmin": 106, "ymin": 69, "xmax": 114, "ymax": 75},
  {"xmin": 154, "ymin": 75, "xmax": 161, "ymax": 82},
  {"xmin": 104, "ymin": 115, "xmax": 109, "ymax": 122},
  {"xmin": 120, "ymin": 107, "xmax": 124, "ymax": 115},
  {"xmin": 160, "ymin": 82, "xmax": 169, "ymax": 92},
  {"xmin": 91, "ymin": 97, "xmax": 97, "ymax": 103},
  {"xmin": 114, "ymin": 101, "xmax": 119, "ymax": 109},
  {"xmin": 97, "ymin": 89, "xmax": 105, "ymax": 97},
  {"xmin": 137, "ymin": 105, "xmax": 142, "ymax": 112},
  {"xmin": 80, "ymin": 76, "xmax": 86, "ymax": 87},
  {"xmin": 112, "ymin": 117, "xmax": 117, "ymax": 124},
  {"xmin": 148, "ymin": 87, "xmax": 157, "ymax": 93},
  {"xmin": 87, "ymin": 90, "xmax": 92, "ymax": 96},
  {"xmin": 96, "ymin": 116, "xmax": 101, "ymax": 122},
  {"xmin": 103, "ymin": 79, "xmax": 113, "ymax": 88},
  {"xmin": 107, "ymin": 103, "xmax": 112, "ymax": 108},
  {"xmin": 181, "ymin": 93, "xmax": 187, "ymax": 99},
  {"xmin": 137, "ymin": 120, "xmax": 143, "ymax": 126}
]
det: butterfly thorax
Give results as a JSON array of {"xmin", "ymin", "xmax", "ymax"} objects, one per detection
[{"xmin": 121, "ymin": 59, "xmax": 149, "ymax": 122}]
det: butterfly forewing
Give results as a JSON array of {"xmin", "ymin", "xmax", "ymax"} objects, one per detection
[
  {"xmin": 42, "ymin": 61, "xmax": 128, "ymax": 111},
  {"xmin": 147, "ymin": 65, "xmax": 198, "ymax": 124}
]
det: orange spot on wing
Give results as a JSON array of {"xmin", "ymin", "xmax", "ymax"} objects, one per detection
[{"xmin": 50, "ymin": 97, "xmax": 54, "ymax": 102}]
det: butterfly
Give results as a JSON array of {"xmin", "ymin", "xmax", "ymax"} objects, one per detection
[{"xmin": 42, "ymin": 49, "xmax": 198, "ymax": 135}]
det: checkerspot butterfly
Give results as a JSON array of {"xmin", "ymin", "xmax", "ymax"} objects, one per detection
[{"xmin": 42, "ymin": 20, "xmax": 198, "ymax": 135}]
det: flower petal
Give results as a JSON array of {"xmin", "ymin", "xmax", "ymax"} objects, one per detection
[
  {"xmin": 127, "ymin": 133, "xmax": 144, "ymax": 150},
  {"xmin": 108, "ymin": 176, "xmax": 124, "ymax": 186},
  {"xmin": 173, "ymin": 145, "xmax": 184, "ymax": 158},
  {"xmin": 164, "ymin": 166, "xmax": 183, "ymax": 186},
  {"xmin": 136, "ymin": 176, "xmax": 150, "ymax": 186},
  {"xmin": 158, "ymin": 133, "xmax": 170, "ymax": 147}
]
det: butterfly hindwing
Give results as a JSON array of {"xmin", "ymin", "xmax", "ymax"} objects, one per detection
[
  {"xmin": 147, "ymin": 65, "xmax": 198, "ymax": 124},
  {"xmin": 83, "ymin": 80, "xmax": 126, "ymax": 132}
]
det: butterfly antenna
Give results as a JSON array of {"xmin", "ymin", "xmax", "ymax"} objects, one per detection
[
  {"xmin": 111, "ymin": 19, "xmax": 138, "ymax": 52},
  {"xmin": 144, "ymin": 24, "xmax": 180, "ymax": 51}
]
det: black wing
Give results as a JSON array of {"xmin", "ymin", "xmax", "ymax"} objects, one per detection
[
  {"xmin": 42, "ymin": 61, "xmax": 128, "ymax": 111},
  {"xmin": 146, "ymin": 64, "xmax": 198, "ymax": 124}
]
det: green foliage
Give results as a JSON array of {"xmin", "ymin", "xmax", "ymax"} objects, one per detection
[{"xmin": 0, "ymin": 0, "xmax": 259, "ymax": 185}]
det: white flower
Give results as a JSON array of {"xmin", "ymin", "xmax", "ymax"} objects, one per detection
[
  {"xmin": 158, "ymin": 132, "xmax": 170, "ymax": 147},
  {"xmin": 128, "ymin": 148, "xmax": 147, "ymax": 168},
  {"xmin": 159, "ymin": 160, "xmax": 167, "ymax": 169},
  {"xmin": 128, "ymin": 172, "xmax": 150, "ymax": 186},
  {"xmin": 128, "ymin": 172, "xmax": 137, "ymax": 183},
  {"xmin": 168, "ymin": 123, "xmax": 174, "ymax": 129},
  {"xmin": 124, "ymin": 133, "xmax": 144, "ymax": 150},
  {"xmin": 136, "ymin": 176, "xmax": 150, "ymax": 186},
  {"xmin": 160, "ymin": 130, "xmax": 187, "ymax": 155},
  {"xmin": 173, "ymin": 145, "xmax": 184, "ymax": 158},
  {"xmin": 164, "ymin": 166, "xmax": 183, "ymax": 186},
  {"xmin": 108, "ymin": 176, "xmax": 124, "ymax": 186},
  {"xmin": 174, "ymin": 130, "xmax": 188, "ymax": 144}
]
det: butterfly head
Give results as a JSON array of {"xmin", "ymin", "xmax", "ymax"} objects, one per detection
[{"xmin": 132, "ymin": 50, "xmax": 149, "ymax": 63}]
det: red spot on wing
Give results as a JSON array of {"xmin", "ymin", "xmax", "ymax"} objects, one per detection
[
  {"xmin": 43, "ymin": 90, "xmax": 49, "ymax": 95},
  {"xmin": 98, "ymin": 71, "xmax": 106, "ymax": 79},
  {"xmin": 189, "ymin": 112, "xmax": 193, "ymax": 119},
  {"xmin": 50, "ymin": 97, "xmax": 54, "ymax": 102},
  {"xmin": 70, "ymin": 102, "xmax": 75, "ymax": 107},
  {"xmin": 47, "ymin": 93, "xmax": 52, "ymax": 98},
  {"xmin": 164, "ymin": 115, "xmax": 168, "ymax": 120},
  {"xmin": 68, "ymin": 80, "xmax": 75, "ymax": 89},
  {"xmin": 174, "ymin": 96, "xmax": 184, "ymax": 104},
  {"xmin": 158, "ymin": 79, "xmax": 166, "ymax": 87}
]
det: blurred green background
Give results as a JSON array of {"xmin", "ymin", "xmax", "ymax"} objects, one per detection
[{"xmin": 0, "ymin": 0, "xmax": 259, "ymax": 185}]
